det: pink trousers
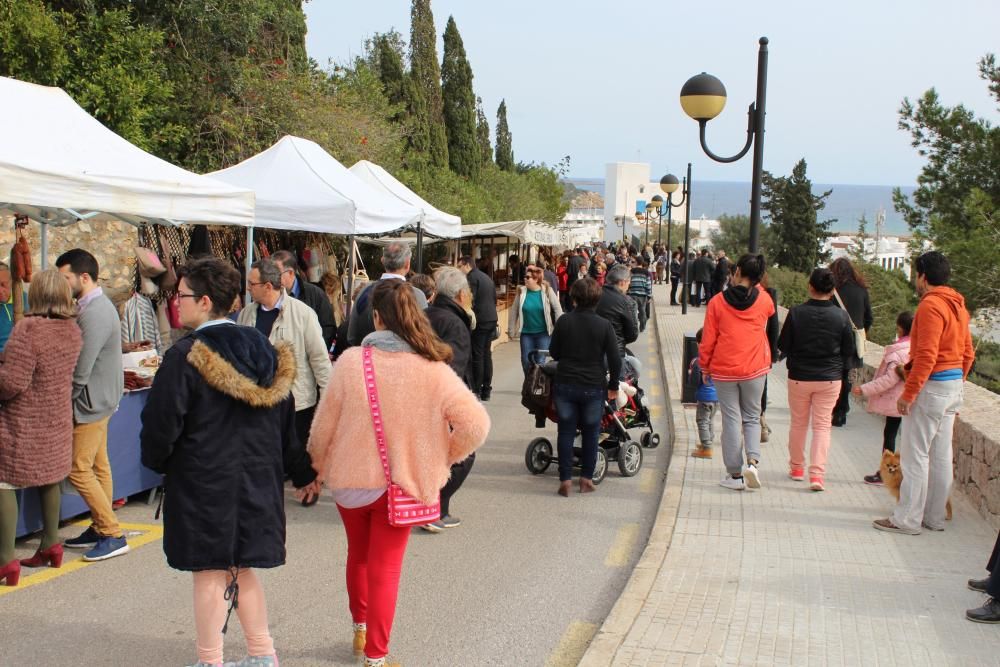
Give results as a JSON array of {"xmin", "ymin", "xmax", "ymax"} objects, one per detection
[
  {"xmin": 193, "ymin": 568, "xmax": 274, "ymax": 664},
  {"xmin": 787, "ymin": 379, "xmax": 841, "ymax": 479}
]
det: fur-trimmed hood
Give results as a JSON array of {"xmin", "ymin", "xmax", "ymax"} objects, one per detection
[{"xmin": 186, "ymin": 324, "xmax": 296, "ymax": 407}]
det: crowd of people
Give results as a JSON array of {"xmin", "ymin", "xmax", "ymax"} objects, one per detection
[{"xmin": 1, "ymin": 234, "xmax": 995, "ymax": 664}]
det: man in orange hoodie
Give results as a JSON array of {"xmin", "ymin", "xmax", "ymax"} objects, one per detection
[{"xmin": 874, "ymin": 251, "xmax": 975, "ymax": 535}]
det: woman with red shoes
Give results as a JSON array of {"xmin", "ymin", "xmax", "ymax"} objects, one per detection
[{"xmin": 0, "ymin": 270, "xmax": 83, "ymax": 585}]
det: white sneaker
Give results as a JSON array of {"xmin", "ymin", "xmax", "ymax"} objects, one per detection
[
  {"xmin": 743, "ymin": 464, "xmax": 761, "ymax": 489},
  {"xmin": 719, "ymin": 475, "xmax": 746, "ymax": 491}
]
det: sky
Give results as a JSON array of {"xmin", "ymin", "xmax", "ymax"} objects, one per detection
[{"xmin": 303, "ymin": 0, "xmax": 1000, "ymax": 187}]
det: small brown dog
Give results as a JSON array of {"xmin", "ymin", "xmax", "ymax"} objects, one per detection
[{"xmin": 880, "ymin": 450, "xmax": 952, "ymax": 520}]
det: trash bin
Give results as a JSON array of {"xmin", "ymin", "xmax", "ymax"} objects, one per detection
[{"xmin": 681, "ymin": 331, "xmax": 699, "ymax": 404}]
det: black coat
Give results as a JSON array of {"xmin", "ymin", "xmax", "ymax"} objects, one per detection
[
  {"xmin": 693, "ymin": 255, "xmax": 715, "ymax": 282},
  {"xmin": 466, "ymin": 267, "xmax": 498, "ymax": 326},
  {"xmin": 140, "ymin": 324, "xmax": 316, "ymax": 572},
  {"xmin": 712, "ymin": 257, "xmax": 730, "ymax": 289},
  {"xmin": 834, "ymin": 280, "xmax": 873, "ymax": 332},
  {"xmin": 426, "ymin": 294, "xmax": 473, "ymax": 380},
  {"xmin": 596, "ymin": 284, "xmax": 639, "ymax": 357},
  {"xmin": 296, "ymin": 278, "xmax": 336, "ymax": 348},
  {"xmin": 777, "ymin": 299, "xmax": 856, "ymax": 381}
]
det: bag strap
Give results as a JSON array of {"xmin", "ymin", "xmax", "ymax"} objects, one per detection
[
  {"xmin": 832, "ymin": 289, "xmax": 860, "ymax": 331},
  {"xmin": 362, "ymin": 347, "xmax": 393, "ymax": 486}
]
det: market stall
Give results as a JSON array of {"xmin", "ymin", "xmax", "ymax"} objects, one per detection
[{"xmin": 0, "ymin": 75, "xmax": 256, "ymax": 537}]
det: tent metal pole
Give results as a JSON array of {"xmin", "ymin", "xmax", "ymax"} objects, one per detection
[
  {"xmin": 345, "ymin": 235, "xmax": 356, "ymax": 329},
  {"xmin": 40, "ymin": 221, "xmax": 49, "ymax": 269},
  {"xmin": 415, "ymin": 220, "xmax": 424, "ymax": 273},
  {"xmin": 245, "ymin": 226, "xmax": 254, "ymax": 306}
]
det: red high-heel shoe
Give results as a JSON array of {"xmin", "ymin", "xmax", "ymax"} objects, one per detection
[
  {"xmin": 20, "ymin": 543, "xmax": 63, "ymax": 569},
  {"xmin": 0, "ymin": 559, "xmax": 20, "ymax": 586}
]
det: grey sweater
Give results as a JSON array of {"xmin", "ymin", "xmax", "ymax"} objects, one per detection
[{"xmin": 73, "ymin": 291, "xmax": 124, "ymax": 423}]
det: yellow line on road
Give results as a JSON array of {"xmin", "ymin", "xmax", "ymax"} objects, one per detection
[
  {"xmin": 648, "ymin": 383, "xmax": 662, "ymax": 397},
  {"xmin": 0, "ymin": 521, "xmax": 163, "ymax": 597},
  {"xmin": 605, "ymin": 523, "xmax": 640, "ymax": 568},
  {"xmin": 649, "ymin": 404, "xmax": 664, "ymax": 417},
  {"xmin": 545, "ymin": 621, "xmax": 598, "ymax": 667},
  {"xmin": 639, "ymin": 468, "xmax": 657, "ymax": 494}
]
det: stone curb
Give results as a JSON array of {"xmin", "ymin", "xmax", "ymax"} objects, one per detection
[{"xmin": 578, "ymin": 300, "xmax": 691, "ymax": 666}]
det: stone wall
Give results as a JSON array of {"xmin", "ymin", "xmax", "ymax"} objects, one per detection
[
  {"xmin": 857, "ymin": 339, "xmax": 1000, "ymax": 531},
  {"xmin": 1, "ymin": 215, "xmax": 139, "ymax": 305}
]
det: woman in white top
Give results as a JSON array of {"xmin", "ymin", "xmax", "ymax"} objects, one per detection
[{"xmin": 508, "ymin": 264, "xmax": 563, "ymax": 374}]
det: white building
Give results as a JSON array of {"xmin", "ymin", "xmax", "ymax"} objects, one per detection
[{"xmin": 823, "ymin": 233, "xmax": 917, "ymax": 274}]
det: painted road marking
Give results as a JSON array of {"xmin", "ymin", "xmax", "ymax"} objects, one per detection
[
  {"xmin": 649, "ymin": 404, "xmax": 664, "ymax": 418},
  {"xmin": 605, "ymin": 523, "xmax": 640, "ymax": 568},
  {"xmin": 545, "ymin": 621, "xmax": 598, "ymax": 667},
  {"xmin": 649, "ymin": 383, "xmax": 662, "ymax": 397},
  {"xmin": 0, "ymin": 521, "xmax": 163, "ymax": 597},
  {"xmin": 639, "ymin": 468, "xmax": 657, "ymax": 494}
]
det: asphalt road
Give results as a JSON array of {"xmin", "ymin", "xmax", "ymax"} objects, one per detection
[{"xmin": 0, "ymin": 321, "xmax": 670, "ymax": 666}]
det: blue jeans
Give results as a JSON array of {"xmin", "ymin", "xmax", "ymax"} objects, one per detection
[
  {"xmin": 554, "ymin": 383, "xmax": 605, "ymax": 481},
  {"xmin": 519, "ymin": 332, "xmax": 551, "ymax": 375}
]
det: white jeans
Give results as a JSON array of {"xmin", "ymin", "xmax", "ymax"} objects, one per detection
[{"xmin": 891, "ymin": 379, "xmax": 963, "ymax": 532}]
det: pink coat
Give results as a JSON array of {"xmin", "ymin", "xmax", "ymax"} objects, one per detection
[
  {"xmin": 860, "ymin": 336, "xmax": 910, "ymax": 417},
  {"xmin": 308, "ymin": 346, "xmax": 491, "ymax": 506}
]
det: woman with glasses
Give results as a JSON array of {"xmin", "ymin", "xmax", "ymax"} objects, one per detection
[{"xmin": 508, "ymin": 264, "xmax": 563, "ymax": 375}]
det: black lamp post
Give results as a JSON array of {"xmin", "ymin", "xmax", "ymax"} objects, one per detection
[
  {"xmin": 658, "ymin": 173, "xmax": 687, "ymax": 252},
  {"xmin": 679, "ymin": 163, "xmax": 693, "ymax": 314},
  {"xmin": 645, "ymin": 195, "xmax": 663, "ymax": 246},
  {"xmin": 680, "ymin": 36, "xmax": 768, "ymax": 253}
]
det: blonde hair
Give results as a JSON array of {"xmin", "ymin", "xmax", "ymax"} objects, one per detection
[{"xmin": 27, "ymin": 269, "xmax": 76, "ymax": 320}]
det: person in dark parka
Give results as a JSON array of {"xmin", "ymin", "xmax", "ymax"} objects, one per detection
[
  {"xmin": 272, "ymin": 250, "xmax": 337, "ymax": 349},
  {"xmin": 140, "ymin": 257, "xmax": 317, "ymax": 667}
]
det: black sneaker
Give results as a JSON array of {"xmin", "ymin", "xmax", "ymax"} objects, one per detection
[
  {"xmin": 440, "ymin": 515, "xmax": 462, "ymax": 528},
  {"xmin": 864, "ymin": 471, "xmax": 883, "ymax": 485},
  {"xmin": 966, "ymin": 597, "xmax": 1000, "ymax": 623},
  {"xmin": 64, "ymin": 525, "xmax": 99, "ymax": 549},
  {"xmin": 969, "ymin": 577, "xmax": 990, "ymax": 593},
  {"xmin": 480, "ymin": 391, "xmax": 491, "ymax": 402}
]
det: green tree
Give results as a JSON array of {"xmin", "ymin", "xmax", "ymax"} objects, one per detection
[
  {"xmin": 710, "ymin": 213, "xmax": 776, "ymax": 259},
  {"xmin": 475, "ymin": 96, "xmax": 492, "ymax": 168},
  {"xmin": 441, "ymin": 16, "xmax": 479, "ymax": 179},
  {"xmin": 495, "ymin": 98, "xmax": 514, "ymax": 171},
  {"xmin": 763, "ymin": 158, "xmax": 834, "ymax": 273},
  {"xmin": 850, "ymin": 214, "xmax": 872, "ymax": 264},
  {"xmin": 892, "ymin": 53, "xmax": 1000, "ymax": 312},
  {"xmin": 857, "ymin": 262, "xmax": 918, "ymax": 346},
  {"xmin": 409, "ymin": 0, "xmax": 448, "ymax": 168}
]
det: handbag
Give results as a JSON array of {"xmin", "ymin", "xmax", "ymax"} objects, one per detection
[
  {"xmin": 832, "ymin": 289, "xmax": 866, "ymax": 359},
  {"xmin": 362, "ymin": 346, "xmax": 441, "ymax": 527}
]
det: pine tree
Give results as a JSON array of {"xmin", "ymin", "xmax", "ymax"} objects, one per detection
[
  {"xmin": 409, "ymin": 0, "xmax": 448, "ymax": 168},
  {"xmin": 475, "ymin": 96, "xmax": 492, "ymax": 167},
  {"xmin": 441, "ymin": 16, "xmax": 479, "ymax": 178},
  {"xmin": 851, "ymin": 214, "xmax": 871, "ymax": 263},
  {"xmin": 763, "ymin": 159, "xmax": 834, "ymax": 273},
  {"xmin": 495, "ymin": 99, "xmax": 514, "ymax": 171}
]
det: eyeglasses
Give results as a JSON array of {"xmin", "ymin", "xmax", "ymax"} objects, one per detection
[
  {"xmin": 247, "ymin": 281, "xmax": 266, "ymax": 288},
  {"xmin": 176, "ymin": 292, "xmax": 200, "ymax": 300}
]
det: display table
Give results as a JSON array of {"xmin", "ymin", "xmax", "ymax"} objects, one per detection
[{"xmin": 15, "ymin": 390, "xmax": 163, "ymax": 537}]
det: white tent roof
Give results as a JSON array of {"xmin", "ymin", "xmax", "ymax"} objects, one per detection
[
  {"xmin": 0, "ymin": 76, "xmax": 254, "ymax": 227},
  {"xmin": 461, "ymin": 220, "xmax": 566, "ymax": 246},
  {"xmin": 348, "ymin": 160, "xmax": 461, "ymax": 238},
  {"xmin": 208, "ymin": 136, "xmax": 422, "ymax": 235}
]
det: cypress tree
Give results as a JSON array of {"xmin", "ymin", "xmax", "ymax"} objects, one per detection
[
  {"xmin": 763, "ymin": 159, "xmax": 834, "ymax": 273},
  {"xmin": 475, "ymin": 96, "xmax": 492, "ymax": 167},
  {"xmin": 495, "ymin": 99, "xmax": 514, "ymax": 171},
  {"xmin": 441, "ymin": 16, "xmax": 479, "ymax": 178},
  {"xmin": 409, "ymin": 0, "xmax": 448, "ymax": 168}
]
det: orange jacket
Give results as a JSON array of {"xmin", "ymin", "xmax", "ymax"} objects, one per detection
[
  {"xmin": 901, "ymin": 285, "xmax": 975, "ymax": 402},
  {"xmin": 698, "ymin": 285, "xmax": 775, "ymax": 382}
]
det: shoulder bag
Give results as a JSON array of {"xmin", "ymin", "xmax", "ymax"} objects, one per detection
[
  {"xmin": 832, "ymin": 289, "xmax": 866, "ymax": 359},
  {"xmin": 363, "ymin": 346, "xmax": 441, "ymax": 527}
]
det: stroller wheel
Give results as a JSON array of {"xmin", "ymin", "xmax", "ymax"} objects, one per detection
[
  {"xmin": 525, "ymin": 437, "xmax": 553, "ymax": 474},
  {"xmin": 641, "ymin": 431, "xmax": 661, "ymax": 449},
  {"xmin": 618, "ymin": 441, "xmax": 643, "ymax": 477},
  {"xmin": 592, "ymin": 449, "xmax": 608, "ymax": 485}
]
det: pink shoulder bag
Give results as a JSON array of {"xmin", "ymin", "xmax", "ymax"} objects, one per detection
[{"xmin": 363, "ymin": 346, "xmax": 441, "ymax": 527}]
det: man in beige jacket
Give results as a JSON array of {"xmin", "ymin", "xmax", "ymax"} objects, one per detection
[{"xmin": 238, "ymin": 258, "xmax": 330, "ymax": 505}]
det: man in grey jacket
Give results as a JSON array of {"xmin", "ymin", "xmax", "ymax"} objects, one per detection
[{"xmin": 57, "ymin": 249, "xmax": 128, "ymax": 561}]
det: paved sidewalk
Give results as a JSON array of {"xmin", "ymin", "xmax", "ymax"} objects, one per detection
[{"xmin": 583, "ymin": 285, "xmax": 1000, "ymax": 666}]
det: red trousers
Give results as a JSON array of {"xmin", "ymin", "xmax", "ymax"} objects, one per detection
[{"xmin": 337, "ymin": 493, "xmax": 411, "ymax": 660}]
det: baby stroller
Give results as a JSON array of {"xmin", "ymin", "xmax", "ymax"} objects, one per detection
[{"xmin": 522, "ymin": 351, "xmax": 660, "ymax": 484}]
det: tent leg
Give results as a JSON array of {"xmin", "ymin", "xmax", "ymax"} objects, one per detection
[
  {"xmin": 40, "ymin": 221, "xmax": 49, "ymax": 269},
  {"xmin": 415, "ymin": 222, "xmax": 424, "ymax": 273},
  {"xmin": 245, "ymin": 226, "xmax": 254, "ymax": 306},
  {"xmin": 345, "ymin": 236, "xmax": 356, "ymax": 329}
]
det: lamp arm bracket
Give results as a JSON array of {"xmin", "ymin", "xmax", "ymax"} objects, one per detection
[{"xmin": 698, "ymin": 103, "xmax": 755, "ymax": 164}]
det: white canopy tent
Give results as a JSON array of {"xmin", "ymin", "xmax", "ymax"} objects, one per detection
[
  {"xmin": 0, "ymin": 76, "xmax": 255, "ymax": 267},
  {"xmin": 348, "ymin": 160, "xmax": 461, "ymax": 238}
]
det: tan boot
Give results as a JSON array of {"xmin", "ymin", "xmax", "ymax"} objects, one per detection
[
  {"xmin": 353, "ymin": 627, "xmax": 366, "ymax": 657},
  {"xmin": 691, "ymin": 445, "xmax": 713, "ymax": 459},
  {"xmin": 760, "ymin": 414, "xmax": 771, "ymax": 443}
]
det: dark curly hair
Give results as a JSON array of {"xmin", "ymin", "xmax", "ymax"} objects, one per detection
[{"xmin": 177, "ymin": 257, "xmax": 242, "ymax": 318}]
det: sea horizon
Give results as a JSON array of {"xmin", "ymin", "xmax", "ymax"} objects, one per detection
[{"xmin": 565, "ymin": 177, "xmax": 918, "ymax": 236}]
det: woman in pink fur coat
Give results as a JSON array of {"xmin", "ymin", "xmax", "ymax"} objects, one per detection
[{"xmin": 308, "ymin": 280, "xmax": 490, "ymax": 667}]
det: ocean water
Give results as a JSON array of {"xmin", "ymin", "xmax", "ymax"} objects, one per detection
[{"xmin": 566, "ymin": 178, "xmax": 917, "ymax": 236}]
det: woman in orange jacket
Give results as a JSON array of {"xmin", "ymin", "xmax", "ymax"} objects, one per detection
[{"xmin": 698, "ymin": 254, "xmax": 775, "ymax": 491}]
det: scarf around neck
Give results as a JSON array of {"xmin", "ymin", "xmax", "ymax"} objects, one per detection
[{"xmin": 361, "ymin": 329, "xmax": 414, "ymax": 353}]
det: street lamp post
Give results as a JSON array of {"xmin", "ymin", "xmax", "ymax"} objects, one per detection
[
  {"xmin": 679, "ymin": 163, "xmax": 693, "ymax": 314},
  {"xmin": 659, "ymin": 173, "xmax": 687, "ymax": 253},
  {"xmin": 646, "ymin": 195, "xmax": 663, "ymax": 246},
  {"xmin": 680, "ymin": 36, "xmax": 768, "ymax": 253}
]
